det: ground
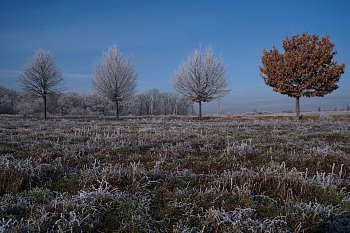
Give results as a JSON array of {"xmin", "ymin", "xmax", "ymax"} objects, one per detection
[{"xmin": 0, "ymin": 112, "xmax": 349, "ymax": 232}]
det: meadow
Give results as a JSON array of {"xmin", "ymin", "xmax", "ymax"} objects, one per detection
[{"xmin": 0, "ymin": 113, "xmax": 349, "ymax": 232}]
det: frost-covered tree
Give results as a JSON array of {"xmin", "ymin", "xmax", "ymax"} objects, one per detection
[
  {"xmin": 0, "ymin": 85, "xmax": 19, "ymax": 114},
  {"xmin": 137, "ymin": 92, "xmax": 152, "ymax": 115},
  {"xmin": 161, "ymin": 92, "xmax": 178, "ymax": 115},
  {"xmin": 173, "ymin": 46, "xmax": 229, "ymax": 119},
  {"xmin": 15, "ymin": 92, "xmax": 43, "ymax": 116},
  {"xmin": 93, "ymin": 46, "xmax": 137, "ymax": 119},
  {"xmin": 134, "ymin": 89, "xmax": 193, "ymax": 116},
  {"xmin": 56, "ymin": 93, "xmax": 84, "ymax": 115},
  {"xmin": 176, "ymin": 96, "xmax": 194, "ymax": 115},
  {"xmin": 260, "ymin": 32, "xmax": 345, "ymax": 119},
  {"xmin": 19, "ymin": 49, "xmax": 63, "ymax": 119}
]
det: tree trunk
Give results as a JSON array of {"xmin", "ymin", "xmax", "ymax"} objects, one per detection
[
  {"xmin": 43, "ymin": 95, "xmax": 47, "ymax": 120},
  {"xmin": 295, "ymin": 96, "xmax": 300, "ymax": 120},
  {"xmin": 116, "ymin": 100, "xmax": 119, "ymax": 120},
  {"xmin": 198, "ymin": 101, "xmax": 202, "ymax": 120}
]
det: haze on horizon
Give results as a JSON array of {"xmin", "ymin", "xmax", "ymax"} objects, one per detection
[{"xmin": 0, "ymin": 0, "xmax": 349, "ymax": 114}]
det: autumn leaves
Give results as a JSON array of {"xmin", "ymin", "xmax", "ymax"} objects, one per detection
[{"xmin": 260, "ymin": 32, "xmax": 345, "ymax": 119}]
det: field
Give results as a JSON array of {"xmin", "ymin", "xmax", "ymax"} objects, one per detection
[{"xmin": 0, "ymin": 113, "xmax": 350, "ymax": 232}]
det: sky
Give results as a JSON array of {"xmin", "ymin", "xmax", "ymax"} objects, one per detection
[{"xmin": 0, "ymin": 0, "xmax": 349, "ymax": 114}]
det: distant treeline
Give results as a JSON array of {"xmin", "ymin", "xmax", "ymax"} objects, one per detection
[{"xmin": 0, "ymin": 85, "xmax": 193, "ymax": 117}]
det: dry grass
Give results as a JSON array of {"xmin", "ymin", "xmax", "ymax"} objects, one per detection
[{"xmin": 0, "ymin": 112, "xmax": 349, "ymax": 232}]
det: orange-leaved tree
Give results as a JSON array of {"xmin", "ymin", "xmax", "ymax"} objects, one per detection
[{"xmin": 260, "ymin": 32, "xmax": 345, "ymax": 119}]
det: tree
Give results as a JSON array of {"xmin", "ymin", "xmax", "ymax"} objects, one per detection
[
  {"xmin": 176, "ymin": 96, "xmax": 194, "ymax": 115},
  {"xmin": 93, "ymin": 46, "xmax": 137, "ymax": 119},
  {"xmin": 173, "ymin": 46, "xmax": 229, "ymax": 119},
  {"xmin": 0, "ymin": 85, "xmax": 19, "ymax": 114},
  {"xmin": 138, "ymin": 92, "xmax": 152, "ymax": 115},
  {"xmin": 133, "ymin": 89, "xmax": 194, "ymax": 116},
  {"xmin": 161, "ymin": 92, "xmax": 178, "ymax": 115},
  {"xmin": 260, "ymin": 32, "xmax": 345, "ymax": 119},
  {"xmin": 137, "ymin": 89, "xmax": 168, "ymax": 115},
  {"xmin": 19, "ymin": 49, "xmax": 63, "ymax": 119}
]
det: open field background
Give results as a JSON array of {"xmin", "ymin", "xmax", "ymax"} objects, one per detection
[{"xmin": 0, "ymin": 113, "xmax": 350, "ymax": 232}]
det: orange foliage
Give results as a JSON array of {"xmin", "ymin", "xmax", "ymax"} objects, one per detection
[{"xmin": 260, "ymin": 32, "xmax": 345, "ymax": 98}]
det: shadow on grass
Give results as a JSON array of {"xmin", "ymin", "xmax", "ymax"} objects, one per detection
[{"xmin": 316, "ymin": 212, "xmax": 350, "ymax": 233}]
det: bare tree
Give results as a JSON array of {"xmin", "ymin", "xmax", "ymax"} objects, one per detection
[
  {"xmin": 260, "ymin": 32, "xmax": 345, "ymax": 119},
  {"xmin": 176, "ymin": 96, "xmax": 194, "ymax": 115},
  {"xmin": 173, "ymin": 46, "xmax": 229, "ymax": 119},
  {"xmin": 134, "ymin": 89, "xmax": 193, "ymax": 116},
  {"xmin": 161, "ymin": 92, "xmax": 178, "ymax": 115},
  {"xmin": 19, "ymin": 49, "xmax": 63, "ymax": 119},
  {"xmin": 138, "ymin": 92, "xmax": 152, "ymax": 115},
  {"xmin": 93, "ymin": 46, "xmax": 137, "ymax": 119},
  {"xmin": 150, "ymin": 89, "xmax": 162, "ymax": 115},
  {"xmin": 0, "ymin": 85, "xmax": 19, "ymax": 114}
]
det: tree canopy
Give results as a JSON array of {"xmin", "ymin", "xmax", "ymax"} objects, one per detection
[
  {"xmin": 19, "ymin": 49, "xmax": 63, "ymax": 119},
  {"xmin": 92, "ymin": 46, "xmax": 137, "ymax": 119},
  {"xmin": 260, "ymin": 32, "xmax": 345, "ymax": 118},
  {"xmin": 173, "ymin": 46, "xmax": 229, "ymax": 119}
]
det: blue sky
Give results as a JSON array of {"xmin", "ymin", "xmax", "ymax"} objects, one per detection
[{"xmin": 0, "ymin": 0, "xmax": 349, "ymax": 114}]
